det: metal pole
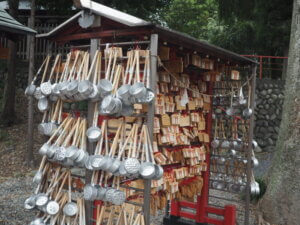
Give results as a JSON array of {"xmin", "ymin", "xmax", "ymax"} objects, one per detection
[
  {"xmin": 86, "ymin": 38, "xmax": 100, "ymax": 225},
  {"xmin": 144, "ymin": 33, "xmax": 158, "ymax": 225},
  {"xmin": 259, "ymin": 56, "xmax": 263, "ymax": 79},
  {"xmin": 244, "ymin": 65, "xmax": 257, "ymax": 225}
]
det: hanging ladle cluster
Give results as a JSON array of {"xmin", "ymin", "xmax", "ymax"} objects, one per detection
[{"xmin": 25, "ymin": 48, "xmax": 154, "ymax": 117}]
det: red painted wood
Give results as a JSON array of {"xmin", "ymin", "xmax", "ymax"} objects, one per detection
[
  {"xmin": 196, "ymin": 81, "xmax": 213, "ymax": 223},
  {"xmin": 179, "ymin": 201, "xmax": 197, "ymax": 209},
  {"xmin": 206, "ymin": 206, "xmax": 225, "ymax": 216},
  {"xmin": 205, "ymin": 217, "xmax": 224, "ymax": 225},
  {"xmin": 179, "ymin": 211, "xmax": 197, "ymax": 220},
  {"xmin": 93, "ymin": 201, "xmax": 103, "ymax": 225},
  {"xmin": 224, "ymin": 205, "xmax": 236, "ymax": 225},
  {"xmin": 54, "ymin": 28, "xmax": 150, "ymax": 42},
  {"xmin": 170, "ymin": 200, "xmax": 180, "ymax": 217}
]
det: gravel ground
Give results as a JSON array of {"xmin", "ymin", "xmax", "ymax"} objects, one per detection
[
  {"xmin": 0, "ymin": 176, "xmax": 35, "ymax": 225},
  {"xmin": 0, "ymin": 175, "xmax": 257, "ymax": 225}
]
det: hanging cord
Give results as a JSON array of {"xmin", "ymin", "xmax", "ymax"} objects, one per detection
[{"xmin": 156, "ymin": 56, "xmax": 254, "ymax": 98}]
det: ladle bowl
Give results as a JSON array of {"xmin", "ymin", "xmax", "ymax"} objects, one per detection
[
  {"xmin": 46, "ymin": 200, "xmax": 60, "ymax": 215},
  {"xmin": 39, "ymin": 143, "xmax": 50, "ymax": 156},
  {"xmin": 86, "ymin": 126, "xmax": 102, "ymax": 143},
  {"xmin": 129, "ymin": 82, "xmax": 147, "ymax": 100},
  {"xmin": 124, "ymin": 158, "xmax": 141, "ymax": 175},
  {"xmin": 90, "ymin": 155, "xmax": 104, "ymax": 170},
  {"xmin": 243, "ymin": 108, "xmax": 253, "ymax": 119},
  {"xmin": 221, "ymin": 140, "xmax": 230, "ymax": 149},
  {"xmin": 83, "ymin": 184, "xmax": 98, "ymax": 201},
  {"xmin": 24, "ymin": 195, "xmax": 37, "ymax": 210},
  {"xmin": 40, "ymin": 82, "xmax": 53, "ymax": 96},
  {"xmin": 63, "ymin": 202, "xmax": 78, "ymax": 217},
  {"xmin": 35, "ymin": 193, "xmax": 49, "ymax": 207},
  {"xmin": 98, "ymin": 79, "xmax": 113, "ymax": 98},
  {"xmin": 139, "ymin": 161, "xmax": 156, "ymax": 179},
  {"xmin": 25, "ymin": 84, "xmax": 36, "ymax": 96},
  {"xmin": 117, "ymin": 84, "xmax": 131, "ymax": 104},
  {"xmin": 34, "ymin": 87, "xmax": 44, "ymax": 100},
  {"xmin": 38, "ymin": 97, "xmax": 49, "ymax": 112},
  {"xmin": 33, "ymin": 171, "xmax": 43, "ymax": 184},
  {"xmin": 211, "ymin": 139, "xmax": 220, "ymax": 149}
]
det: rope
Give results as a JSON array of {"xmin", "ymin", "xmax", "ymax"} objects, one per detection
[{"xmin": 156, "ymin": 56, "xmax": 254, "ymax": 98}]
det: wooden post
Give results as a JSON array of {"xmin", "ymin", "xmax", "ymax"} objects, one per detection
[
  {"xmin": 86, "ymin": 38, "xmax": 100, "ymax": 225},
  {"xmin": 196, "ymin": 82, "xmax": 213, "ymax": 223},
  {"xmin": 224, "ymin": 205, "xmax": 236, "ymax": 225},
  {"xmin": 26, "ymin": 4, "xmax": 36, "ymax": 166},
  {"xmin": 244, "ymin": 65, "xmax": 257, "ymax": 225},
  {"xmin": 144, "ymin": 34, "xmax": 158, "ymax": 225}
]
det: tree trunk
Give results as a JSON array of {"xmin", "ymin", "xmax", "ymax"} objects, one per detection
[
  {"xmin": 0, "ymin": 0, "xmax": 19, "ymax": 126},
  {"xmin": 259, "ymin": 0, "xmax": 300, "ymax": 224},
  {"xmin": 26, "ymin": 0, "xmax": 36, "ymax": 166}
]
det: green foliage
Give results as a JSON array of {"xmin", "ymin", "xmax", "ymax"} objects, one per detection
[
  {"xmin": 36, "ymin": 0, "xmax": 170, "ymax": 20},
  {"xmin": 34, "ymin": 0, "xmax": 293, "ymax": 57},
  {"xmin": 161, "ymin": 0, "xmax": 293, "ymax": 56},
  {"xmin": 162, "ymin": 0, "xmax": 222, "ymax": 41},
  {"xmin": 218, "ymin": 0, "xmax": 293, "ymax": 55}
]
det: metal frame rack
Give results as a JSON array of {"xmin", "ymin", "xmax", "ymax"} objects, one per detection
[
  {"xmin": 31, "ymin": 2, "xmax": 257, "ymax": 225},
  {"xmin": 46, "ymin": 36, "xmax": 158, "ymax": 225}
]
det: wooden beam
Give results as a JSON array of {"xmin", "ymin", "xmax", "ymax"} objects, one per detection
[
  {"xmin": 54, "ymin": 28, "xmax": 150, "ymax": 42},
  {"xmin": 144, "ymin": 33, "xmax": 158, "ymax": 225}
]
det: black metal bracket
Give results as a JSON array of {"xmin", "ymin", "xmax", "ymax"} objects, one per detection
[{"xmin": 163, "ymin": 216, "xmax": 208, "ymax": 225}]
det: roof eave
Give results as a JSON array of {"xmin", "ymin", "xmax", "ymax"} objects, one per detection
[
  {"xmin": 0, "ymin": 24, "xmax": 36, "ymax": 36},
  {"xmin": 153, "ymin": 25, "xmax": 257, "ymax": 65},
  {"xmin": 36, "ymin": 11, "xmax": 82, "ymax": 38}
]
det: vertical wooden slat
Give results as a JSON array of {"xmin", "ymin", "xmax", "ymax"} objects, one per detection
[
  {"xmin": 144, "ymin": 33, "xmax": 158, "ymax": 225},
  {"xmin": 26, "ymin": 5, "xmax": 35, "ymax": 166},
  {"xmin": 244, "ymin": 65, "xmax": 257, "ymax": 225},
  {"xmin": 85, "ymin": 20, "xmax": 100, "ymax": 225}
]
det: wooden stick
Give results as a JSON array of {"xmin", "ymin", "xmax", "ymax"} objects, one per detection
[
  {"xmin": 109, "ymin": 122, "xmax": 123, "ymax": 157},
  {"xmin": 107, "ymin": 206, "xmax": 115, "ymax": 225},
  {"xmin": 116, "ymin": 206, "xmax": 124, "ymax": 225},
  {"xmin": 87, "ymin": 50, "xmax": 99, "ymax": 80},
  {"xmin": 132, "ymin": 124, "xmax": 139, "ymax": 158},
  {"xmin": 105, "ymin": 50, "xmax": 113, "ymax": 80},
  {"xmin": 116, "ymin": 122, "xmax": 133, "ymax": 159},
  {"xmin": 62, "ymin": 119, "xmax": 78, "ymax": 147},
  {"xmin": 54, "ymin": 171, "xmax": 70, "ymax": 201},
  {"xmin": 68, "ymin": 51, "xmax": 81, "ymax": 81},
  {"xmin": 95, "ymin": 120, "xmax": 107, "ymax": 155},
  {"xmin": 124, "ymin": 51, "xmax": 132, "ymax": 84},
  {"xmin": 46, "ymin": 116, "xmax": 72, "ymax": 144},
  {"xmin": 81, "ymin": 119, "xmax": 87, "ymax": 150},
  {"xmin": 132, "ymin": 213, "xmax": 141, "ymax": 225},
  {"xmin": 48, "ymin": 54, "xmax": 61, "ymax": 82},
  {"xmin": 128, "ymin": 51, "xmax": 137, "ymax": 85},
  {"xmin": 110, "ymin": 49, "xmax": 118, "ymax": 83},
  {"xmin": 41, "ymin": 55, "xmax": 50, "ymax": 83},
  {"xmin": 31, "ymin": 56, "xmax": 49, "ymax": 84},
  {"xmin": 135, "ymin": 50, "xmax": 140, "ymax": 83},
  {"xmin": 123, "ymin": 209, "xmax": 128, "ymax": 225},
  {"xmin": 129, "ymin": 206, "xmax": 135, "ymax": 225},
  {"xmin": 97, "ymin": 204, "xmax": 106, "ymax": 225}
]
